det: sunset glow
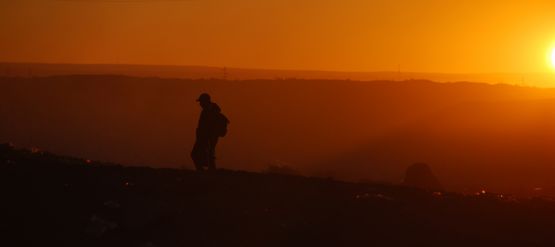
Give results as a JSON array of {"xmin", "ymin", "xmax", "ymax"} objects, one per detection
[
  {"xmin": 551, "ymin": 47, "xmax": 555, "ymax": 70},
  {"xmin": 2, "ymin": 1, "xmax": 555, "ymax": 76}
]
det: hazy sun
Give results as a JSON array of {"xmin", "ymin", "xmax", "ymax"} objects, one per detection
[{"xmin": 551, "ymin": 47, "xmax": 555, "ymax": 69}]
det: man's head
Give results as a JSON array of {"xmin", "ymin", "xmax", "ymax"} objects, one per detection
[{"xmin": 197, "ymin": 93, "xmax": 211, "ymax": 108}]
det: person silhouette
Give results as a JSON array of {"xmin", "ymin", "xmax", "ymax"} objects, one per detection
[{"xmin": 191, "ymin": 93, "xmax": 228, "ymax": 171}]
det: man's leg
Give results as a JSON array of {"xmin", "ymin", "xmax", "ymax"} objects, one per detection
[
  {"xmin": 191, "ymin": 139, "xmax": 209, "ymax": 171},
  {"xmin": 207, "ymin": 137, "xmax": 219, "ymax": 171}
]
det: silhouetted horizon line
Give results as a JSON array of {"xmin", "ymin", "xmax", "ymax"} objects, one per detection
[{"xmin": 0, "ymin": 61, "xmax": 551, "ymax": 76}]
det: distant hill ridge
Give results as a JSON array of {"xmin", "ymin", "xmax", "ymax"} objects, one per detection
[{"xmin": 1, "ymin": 62, "xmax": 554, "ymax": 87}]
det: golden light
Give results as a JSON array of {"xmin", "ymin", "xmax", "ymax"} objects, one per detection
[{"xmin": 551, "ymin": 47, "xmax": 555, "ymax": 69}]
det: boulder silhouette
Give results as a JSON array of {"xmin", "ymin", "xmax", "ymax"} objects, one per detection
[
  {"xmin": 264, "ymin": 165, "xmax": 300, "ymax": 176},
  {"xmin": 403, "ymin": 163, "xmax": 443, "ymax": 191}
]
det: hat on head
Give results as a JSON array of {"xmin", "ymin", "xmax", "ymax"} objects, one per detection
[{"xmin": 196, "ymin": 93, "xmax": 211, "ymax": 102}]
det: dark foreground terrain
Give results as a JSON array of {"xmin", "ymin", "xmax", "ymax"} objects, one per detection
[{"xmin": 2, "ymin": 144, "xmax": 555, "ymax": 247}]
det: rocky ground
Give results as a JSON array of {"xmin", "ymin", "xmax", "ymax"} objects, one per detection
[{"xmin": 2, "ymin": 143, "xmax": 555, "ymax": 247}]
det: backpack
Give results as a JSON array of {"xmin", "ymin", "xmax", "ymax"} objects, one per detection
[{"xmin": 214, "ymin": 112, "xmax": 230, "ymax": 137}]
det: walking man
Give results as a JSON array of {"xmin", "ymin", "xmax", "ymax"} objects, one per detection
[{"xmin": 191, "ymin": 93, "xmax": 229, "ymax": 171}]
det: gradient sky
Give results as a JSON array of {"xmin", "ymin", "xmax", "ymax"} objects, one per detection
[{"xmin": 2, "ymin": 0, "xmax": 555, "ymax": 73}]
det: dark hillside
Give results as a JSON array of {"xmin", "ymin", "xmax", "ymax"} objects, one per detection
[{"xmin": 2, "ymin": 144, "xmax": 555, "ymax": 247}]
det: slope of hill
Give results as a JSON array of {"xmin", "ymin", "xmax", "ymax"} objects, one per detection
[{"xmin": 2, "ymin": 144, "xmax": 555, "ymax": 247}]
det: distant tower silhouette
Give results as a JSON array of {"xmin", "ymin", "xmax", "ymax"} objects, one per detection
[
  {"xmin": 222, "ymin": 67, "xmax": 228, "ymax": 80},
  {"xmin": 397, "ymin": 64, "xmax": 401, "ymax": 81}
]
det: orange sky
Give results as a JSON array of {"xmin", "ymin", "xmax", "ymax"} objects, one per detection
[{"xmin": 2, "ymin": 0, "xmax": 555, "ymax": 73}]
